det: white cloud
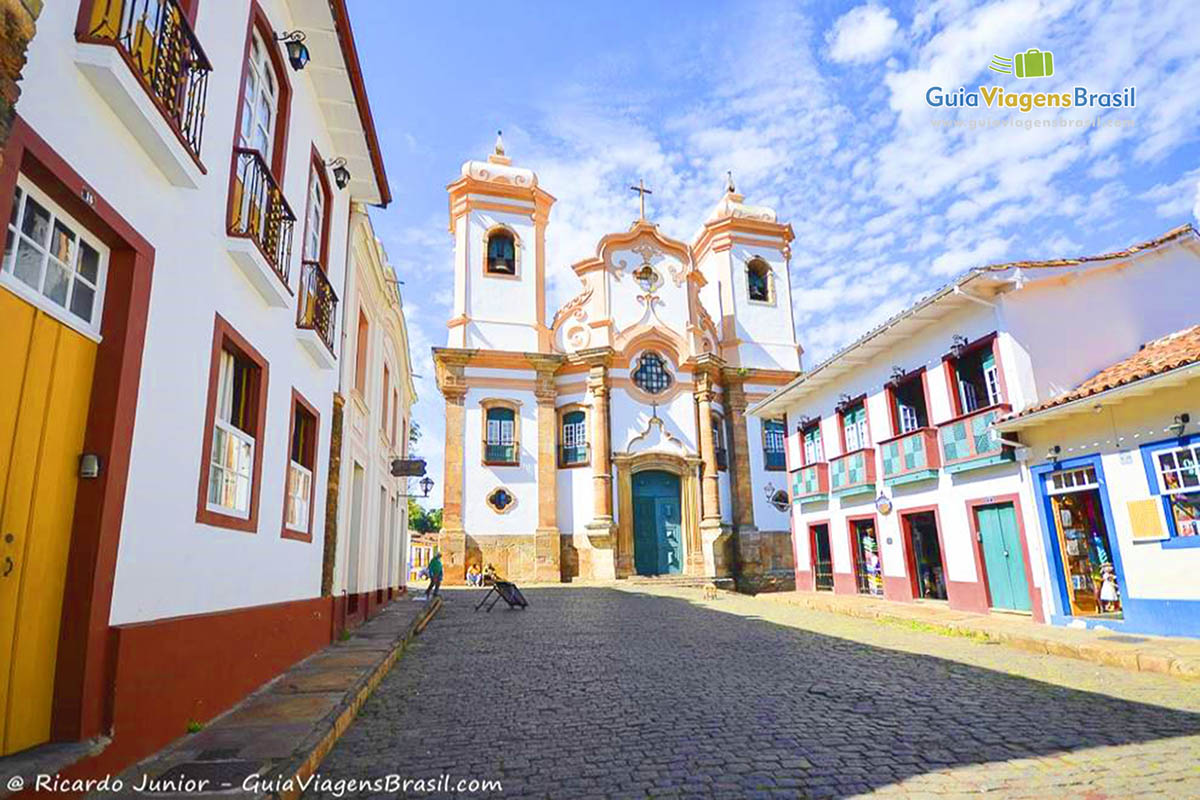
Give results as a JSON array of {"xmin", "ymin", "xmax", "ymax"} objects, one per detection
[{"xmin": 826, "ymin": 4, "xmax": 900, "ymax": 64}]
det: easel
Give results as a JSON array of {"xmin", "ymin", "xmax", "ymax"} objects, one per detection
[{"xmin": 474, "ymin": 581, "xmax": 529, "ymax": 612}]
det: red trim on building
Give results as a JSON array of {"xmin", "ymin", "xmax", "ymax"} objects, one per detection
[
  {"xmin": 194, "ymin": 314, "xmax": 270, "ymax": 533},
  {"xmin": 305, "ymin": 143, "xmax": 334, "ymax": 266},
  {"xmin": 964, "ymin": 494, "xmax": 1044, "ymax": 623},
  {"xmin": 800, "ymin": 519, "xmax": 831, "ymax": 592},
  {"xmin": 1, "ymin": 117, "xmax": 155, "ymax": 743}
]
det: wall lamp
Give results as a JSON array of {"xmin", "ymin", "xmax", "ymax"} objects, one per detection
[
  {"xmin": 1169, "ymin": 413, "xmax": 1191, "ymax": 438},
  {"xmin": 1047, "ymin": 444, "xmax": 1061, "ymax": 463},
  {"xmin": 325, "ymin": 157, "xmax": 351, "ymax": 190},
  {"xmin": 277, "ymin": 31, "xmax": 310, "ymax": 71},
  {"xmin": 951, "ymin": 334, "xmax": 969, "ymax": 359}
]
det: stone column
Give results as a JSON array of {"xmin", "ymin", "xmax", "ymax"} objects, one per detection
[
  {"xmin": 582, "ymin": 351, "xmax": 620, "ymax": 563},
  {"xmin": 320, "ymin": 392, "xmax": 345, "ymax": 596},
  {"xmin": 694, "ymin": 373, "xmax": 722, "ymax": 524},
  {"xmin": 724, "ymin": 372, "xmax": 762, "ymax": 582},
  {"xmin": 529, "ymin": 355, "xmax": 563, "ymax": 582},
  {"xmin": 434, "ymin": 350, "xmax": 470, "ymax": 583},
  {"xmin": 0, "ymin": 0, "xmax": 41, "ymax": 170}
]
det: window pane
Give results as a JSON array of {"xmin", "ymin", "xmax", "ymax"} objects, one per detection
[
  {"xmin": 3, "ymin": 229, "xmax": 13, "ymax": 271},
  {"xmin": 8, "ymin": 186, "xmax": 20, "ymax": 226},
  {"xmin": 21, "ymin": 197, "xmax": 50, "ymax": 245},
  {"xmin": 69, "ymin": 282, "xmax": 95, "ymax": 322},
  {"xmin": 14, "ymin": 239, "xmax": 43, "ymax": 289},
  {"xmin": 78, "ymin": 241, "xmax": 100, "ymax": 283},
  {"xmin": 42, "ymin": 260, "xmax": 70, "ymax": 307},
  {"xmin": 49, "ymin": 220, "xmax": 75, "ymax": 264}
]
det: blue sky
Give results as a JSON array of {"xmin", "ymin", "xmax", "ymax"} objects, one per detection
[{"xmin": 347, "ymin": 0, "xmax": 1200, "ymax": 508}]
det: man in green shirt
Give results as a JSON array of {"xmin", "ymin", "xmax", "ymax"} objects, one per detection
[{"xmin": 425, "ymin": 550, "xmax": 443, "ymax": 600}]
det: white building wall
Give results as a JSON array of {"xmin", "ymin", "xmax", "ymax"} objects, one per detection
[
  {"xmin": 17, "ymin": 0, "xmax": 359, "ymax": 624},
  {"xmin": 463, "ymin": 387, "xmax": 539, "ymax": 534},
  {"xmin": 459, "ymin": 207, "xmax": 540, "ymax": 352}
]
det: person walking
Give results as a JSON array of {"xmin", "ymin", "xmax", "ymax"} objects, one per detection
[{"xmin": 425, "ymin": 550, "xmax": 444, "ymax": 600}]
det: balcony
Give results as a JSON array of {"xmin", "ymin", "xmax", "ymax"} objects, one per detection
[
  {"xmin": 296, "ymin": 261, "xmax": 337, "ymax": 369},
  {"xmin": 227, "ymin": 148, "xmax": 296, "ymax": 308},
  {"xmin": 792, "ymin": 462, "xmax": 829, "ymax": 503},
  {"xmin": 484, "ymin": 443, "xmax": 518, "ymax": 466},
  {"xmin": 829, "ymin": 448, "xmax": 876, "ymax": 498},
  {"xmin": 75, "ymin": 0, "xmax": 210, "ymax": 187},
  {"xmin": 764, "ymin": 449, "xmax": 787, "ymax": 471},
  {"xmin": 879, "ymin": 427, "xmax": 941, "ymax": 486},
  {"xmin": 558, "ymin": 443, "xmax": 590, "ymax": 468},
  {"xmin": 937, "ymin": 404, "xmax": 1014, "ymax": 473}
]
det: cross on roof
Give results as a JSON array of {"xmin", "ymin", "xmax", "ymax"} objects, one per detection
[{"xmin": 630, "ymin": 179, "xmax": 653, "ymax": 220}]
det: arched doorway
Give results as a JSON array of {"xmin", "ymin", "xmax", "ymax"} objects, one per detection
[{"xmin": 632, "ymin": 470, "xmax": 682, "ymax": 575}]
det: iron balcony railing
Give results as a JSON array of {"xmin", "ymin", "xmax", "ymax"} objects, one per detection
[
  {"xmin": 558, "ymin": 442, "xmax": 590, "ymax": 468},
  {"xmin": 937, "ymin": 403, "xmax": 1014, "ymax": 473},
  {"xmin": 297, "ymin": 260, "xmax": 337, "ymax": 354},
  {"xmin": 84, "ymin": 0, "xmax": 211, "ymax": 162},
  {"xmin": 484, "ymin": 443, "xmax": 517, "ymax": 465},
  {"xmin": 229, "ymin": 148, "xmax": 296, "ymax": 283},
  {"xmin": 879, "ymin": 427, "xmax": 941, "ymax": 485},
  {"xmin": 814, "ymin": 559, "xmax": 834, "ymax": 591}
]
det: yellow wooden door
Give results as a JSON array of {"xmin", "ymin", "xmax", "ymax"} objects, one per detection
[{"xmin": 0, "ymin": 287, "xmax": 97, "ymax": 755}]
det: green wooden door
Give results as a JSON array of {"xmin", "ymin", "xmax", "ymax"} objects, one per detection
[
  {"xmin": 975, "ymin": 502, "xmax": 1030, "ymax": 612},
  {"xmin": 632, "ymin": 470, "xmax": 682, "ymax": 576}
]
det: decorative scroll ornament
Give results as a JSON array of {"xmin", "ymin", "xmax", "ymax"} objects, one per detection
[{"xmin": 551, "ymin": 287, "xmax": 593, "ymax": 329}]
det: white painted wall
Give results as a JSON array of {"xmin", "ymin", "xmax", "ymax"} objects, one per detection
[
  {"xmin": 462, "ymin": 387, "xmax": 539, "ymax": 534},
  {"xmin": 18, "ymin": 0, "xmax": 371, "ymax": 624},
  {"xmin": 456, "ymin": 206, "xmax": 540, "ymax": 352}
]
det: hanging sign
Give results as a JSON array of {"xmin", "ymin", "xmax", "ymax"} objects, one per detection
[{"xmin": 391, "ymin": 457, "xmax": 427, "ymax": 478}]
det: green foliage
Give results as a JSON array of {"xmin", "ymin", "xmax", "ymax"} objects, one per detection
[
  {"xmin": 407, "ymin": 498, "xmax": 443, "ymax": 534},
  {"xmin": 408, "ymin": 420, "xmax": 422, "ymax": 450},
  {"xmin": 186, "ymin": 720, "xmax": 204, "ymax": 734},
  {"xmin": 338, "ymin": 628, "xmax": 352, "ymax": 642}
]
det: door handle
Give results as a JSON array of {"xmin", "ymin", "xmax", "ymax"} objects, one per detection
[
  {"xmin": 2, "ymin": 557, "xmax": 12, "ymax": 577},
  {"xmin": 1003, "ymin": 550, "xmax": 1010, "ymax": 558}
]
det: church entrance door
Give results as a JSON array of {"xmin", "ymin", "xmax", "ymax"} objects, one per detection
[{"xmin": 632, "ymin": 470, "xmax": 683, "ymax": 576}]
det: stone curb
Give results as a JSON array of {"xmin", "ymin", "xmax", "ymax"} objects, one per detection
[
  {"xmin": 757, "ymin": 592, "xmax": 1200, "ymax": 681},
  {"xmin": 268, "ymin": 596, "xmax": 443, "ymax": 800}
]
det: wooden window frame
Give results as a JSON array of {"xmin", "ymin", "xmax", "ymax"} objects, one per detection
[
  {"xmin": 885, "ymin": 368, "xmax": 932, "ymax": 437},
  {"xmin": 762, "ymin": 417, "xmax": 787, "ymax": 472},
  {"xmin": 196, "ymin": 313, "xmax": 269, "ymax": 532},
  {"xmin": 303, "ymin": 145, "xmax": 333, "ymax": 266},
  {"xmin": 481, "ymin": 398, "xmax": 521, "ymax": 467},
  {"xmin": 836, "ymin": 395, "xmax": 872, "ymax": 455},
  {"xmin": 281, "ymin": 388, "xmax": 320, "ymax": 542},
  {"xmin": 711, "ymin": 411, "xmax": 728, "ymax": 472},
  {"xmin": 558, "ymin": 404, "xmax": 590, "ymax": 468},
  {"xmin": 942, "ymin": 332, "xmax": 1008, "ymax": 418},
  {"xmin": 800, "ymin": 420, "xmax": 824, "ymax": 466},
  {"xmin": 229, "ymin": 2, "xmax": 292, "ymax": 183}
]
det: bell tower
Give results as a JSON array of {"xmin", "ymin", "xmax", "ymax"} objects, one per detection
[
  {"xmin": 445, "ymin": 132, "xmax": 556, "ymax": 352},
  {"xmin": 692, "ymin": 174, "xmax": 800, "ymax": 372}
]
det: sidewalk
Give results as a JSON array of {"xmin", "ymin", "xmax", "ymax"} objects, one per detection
[
  {"xmin": 96, "ymin": 595, "xmax": 443, "ymax": 799},
  {"xmin": 757, "ymin": 590, "xmax": 1200, "ymax": 680}
]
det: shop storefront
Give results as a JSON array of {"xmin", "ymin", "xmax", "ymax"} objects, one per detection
[
  {"xmin": 849, "ymin": 517, "xmax": 884, "ymax": 596},
  {"xmin": 1044, "ymin": 465, "xmax": 1123, "ymax": 618}
]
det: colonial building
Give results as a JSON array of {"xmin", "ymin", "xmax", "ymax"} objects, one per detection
[
  {"xmin": 750, "ymin": 225, "xmax": 1200, "ymax": 633},
  {"xmin": 434, "ymin": 139, "xmax": 801, "ymax": 586},
  {"xmin": 328, "ymin": 204, "xmax": 415, "ymax": 627},
  {"xmin": 0, "ymin": 0, "xmax": 397, "ymax": 775},
  {"xmin": 996, "ymin": 324, "xmax": 1200, "ymax": 637}
]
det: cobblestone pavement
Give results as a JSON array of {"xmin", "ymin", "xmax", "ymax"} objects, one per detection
[{"xmin": 308, "ymin": 587, "xmax": 1200, "ymax": 799}]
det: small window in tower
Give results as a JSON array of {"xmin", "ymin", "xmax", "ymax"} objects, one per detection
[
  {"xmin": 632, "ymin": 351, "xmax": 672, "ymax": 395},
  {"xmin": 486, "ymin": 230, "xmax": 516, "ymax": 275},
  {"xmin": 747, "ymin": 258, "xmax": 770, "ymax": 302}
]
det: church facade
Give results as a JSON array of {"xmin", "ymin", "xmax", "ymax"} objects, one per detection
[{"xmin": 434, "ymin": 139, "xmax": 802, "ymax": 585}]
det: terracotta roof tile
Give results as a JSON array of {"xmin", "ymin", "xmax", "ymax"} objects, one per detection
[{"xmin": 1014, "ymin": 324, "xmax": 1200, "ymax": 417}]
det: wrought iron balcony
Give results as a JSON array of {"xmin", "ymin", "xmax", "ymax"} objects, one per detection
[
  {"xmin": 879, "ymin": 427, "xmax": 941, "ymax": 486},
  {"xmin": 829, "ymin": 448, "xmax": 877, "ymax": 498},
  {"xmin": 792, "ymin": 462, "xmax": 829, "ymax": 502},
  {"xmin": 82, "ymin": 0, "xmax": 211, "ymax": 164},
  {"xmin": 229, "ymin": 148, "xmax": 295, "ymax": 284},
  {"xmin": 484, "ymin": 443, "xmax": 518, "ymax": 465},
  {"xmin": 297, "ymin": 260, "xmax": 337, "ymax": 354},
  {"xmin": 937, "ymin": 404, "xmax": 1014, "ymax": 473}
]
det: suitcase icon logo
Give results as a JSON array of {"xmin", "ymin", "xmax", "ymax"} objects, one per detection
[{"xmin": 989, "ymin": 49, "xmax": 1054, "ymax": 79}]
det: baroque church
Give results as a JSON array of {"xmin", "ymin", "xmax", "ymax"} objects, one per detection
[{"xmin": 434, "ymin": 136, "xmax": 802, "ymax": 585}]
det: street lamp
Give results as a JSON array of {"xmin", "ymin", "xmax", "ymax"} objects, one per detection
[
  {"xmin": 325, "ymin": 157, "xmax": 351, "ymax": 190},
  {"xmin": 277, "ymin": 31, "xmax": 310, "ymax": 71},
  {"xmin": 419, "ymin": 476, "xmax": 434, "ymax": 498}
]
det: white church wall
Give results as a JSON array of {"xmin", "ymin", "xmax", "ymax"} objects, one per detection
[
  {"xmin": 607, "ymin": 245, "xmax": 691, "ymax": 336},
  {"xmin": 462, "ymin": 207, "xmax": 540, "ymax": 352},
  {"xmin": 462, "ymin": 387, "xmax": 539, "ymax": 535},
  {"xmin": 729, "ymin": 242, "xmax": 799, "ymax": 372},
  {"xmin": 747, "ymin": 415, "xmax": 791, "ymax": 530}
]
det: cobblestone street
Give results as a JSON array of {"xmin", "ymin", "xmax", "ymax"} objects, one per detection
[{"xmin": 309, "ymin": 587, "xmax": 1200, "ymax": 799}]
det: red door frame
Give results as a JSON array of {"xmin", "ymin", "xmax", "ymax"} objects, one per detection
[
  {"xmin": 843, "ymin": 513, "xmax": 880, "ymax": 596},
  {"xmin": 964, "ymin": 494, "xmax": 1044, "ymax": 622},
  {"xmin": 805, "ymin": 519, "xmax": 831, "ymax": 592},
  {"xmin": 897, "ymin": 505, "xmax": 948, "ymax": 601},
  {"xmin": 0, "ymin": 117, "xmax": 155, "ymax": 741}
]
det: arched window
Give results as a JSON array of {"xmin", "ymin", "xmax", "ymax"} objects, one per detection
[
  {"xmin": 747, "ymin": 258, "xmax": 770, "ymax": 302},
  {"xmin": 559, "ymin": 409, "xmax": 588, "ymax": 467},
  {"xmin": 763, "ymin": 418, "xmax": 786, "ymax": 471},
  {"xmin": 486, "ymin": 230, "xmax": 516, "ymax": 275},
  {"xmin": 632, "ymin": 351, "xmax": 672, "ymax": 395},
  {"xmin": 484, "ymin": 405, "xmax": 518, "ymax": 465},
  {"xmin": 239, "ymin": 29, "xmax": 280, "ymax": 161}
]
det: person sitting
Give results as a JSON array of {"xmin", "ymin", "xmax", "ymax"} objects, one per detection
[
  {"xmin": 482, "ymin": 563, "xmax": 500, "ymax": 585},
  {"xmin": 466, "ymin": 564, "xmax": 482, "ymax": 587}
]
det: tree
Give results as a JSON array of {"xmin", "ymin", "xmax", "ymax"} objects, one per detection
[{"xmin": 407, "ymin": 498, "xmax": 442, "ymax": 534}]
